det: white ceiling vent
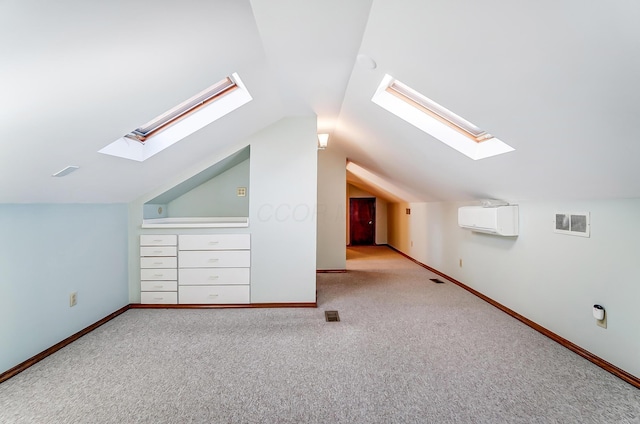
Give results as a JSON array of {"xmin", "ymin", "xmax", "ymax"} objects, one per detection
[{"xmin": 52, "ymin": 166, "xmax": 79, "ymax": 177}]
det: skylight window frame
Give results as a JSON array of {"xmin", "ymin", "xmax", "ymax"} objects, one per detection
[
  {"xmin": 386, "ymin": 80, "xmax": 493, "ymax": 143},
  {"xmin": 99, "ymin": 72, "xmax": 252, "ymax": 162},
  {"xmin": 372, "ymin": 74, "xmax": 514, "ymax": 160},
  {"xmin": 125, "ymin": 77, "xmax": 239, "ymax": 144}
]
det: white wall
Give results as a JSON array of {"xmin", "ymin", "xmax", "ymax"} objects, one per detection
[
  {"xmin": 247, "ymin": 117, "xmax": 317, "ymax": 302},
  {"xmin": 388, "ymin": 201, "xmax": 444, "ymax": 266},
  {"xmin": 317, "ymin": 146, "xmax": 346, "ymax": 270},
  {"xmin": 0, "ymin": 204, "xmax": 129, "ymax": 374},
  {"xmin": 168, "ymin": 159, "xmax": 250, "ymax": 217},
  {"xmin": 128, "ymin": 117, "xmax": 317, "ymax": 304},
  {"xmin": 387, "ymin": 198, "xmax": 640, "ymax": 379}
]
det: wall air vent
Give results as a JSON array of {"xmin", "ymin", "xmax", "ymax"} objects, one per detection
[{"xmin": 554, "ymin": 212, "xmax": 590, "ymax": 237}]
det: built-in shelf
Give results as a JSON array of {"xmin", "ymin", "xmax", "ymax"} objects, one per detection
[{"xmin": 141, "ymin": 217, "xmax": 249, "ymax": 229}]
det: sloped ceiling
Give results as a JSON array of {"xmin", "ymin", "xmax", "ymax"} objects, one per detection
[{"xmin": 2, "ymin": 0, "xmax": 640, "ymax": 203}]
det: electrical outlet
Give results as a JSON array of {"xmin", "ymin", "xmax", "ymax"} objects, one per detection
[
  {"xmin": 69, "ymin": 292, "xmax": 77, "ymax": 307},
  {"xmin": 597, "ymin": 313, "xmax": 607, "ymax": 329}
]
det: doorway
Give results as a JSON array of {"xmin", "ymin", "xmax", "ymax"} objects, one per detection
[{"xmin": 349, "ymin": 198, "xmax": 376, "ymax": 245}]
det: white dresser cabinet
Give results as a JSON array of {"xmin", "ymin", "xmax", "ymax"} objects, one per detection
[
  {"xmin": 178, "ymin": 234, "xmax": 250, "ymax": 304},
  {"xmin": 140, "ymin": 235, "xmax": 178, "ymax": 304}
]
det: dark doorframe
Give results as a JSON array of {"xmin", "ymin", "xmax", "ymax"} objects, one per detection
[{"xmin": 349, "ymin": 198, "xmax": 376, "ymax": 245}]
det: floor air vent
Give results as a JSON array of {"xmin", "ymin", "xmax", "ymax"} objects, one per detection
[
  {"xmin": 325, "ymin": 311, "xmax": 340, "ymax": 322},
  {"xmin": 430, "ymin": 278, "xmax": 445, "ymax": 284}
]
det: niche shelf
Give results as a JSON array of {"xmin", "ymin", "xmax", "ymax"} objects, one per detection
[
  {"xmin": 142, "ymin": 217, "xmax": 249, "ymax": 228},
  {"xmin": 142, "ymin": 146, "xmax": 250, "ymax": 229}
]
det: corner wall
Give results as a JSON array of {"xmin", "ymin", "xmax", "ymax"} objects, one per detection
[
  {"xmin": 387, "ymin": 199, "xmax": 640, "ymax": 379},
  {"xmin": 317, "ymin": 146, "xmax": 346, "ymax": 270},
  {"xmin": 248, "ymin": 117, "xmax": 317, "ymax": 302},
  {"xmin": 0, "ymin": 204, "xmax": 129, "ymax": 374}
]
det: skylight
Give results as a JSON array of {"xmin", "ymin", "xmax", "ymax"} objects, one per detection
[
  {"xmin": 372, "ymin": 74, "xmax": 514, "ymax": 160},
  {"xmin": 99, "ymin": 73, "xmax": 252, "ymax": 162},
  {"xmin": 125, "ymin": 77, "xmax": 238, "ymax": 143}
]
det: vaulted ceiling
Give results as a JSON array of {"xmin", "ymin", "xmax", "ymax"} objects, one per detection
[{"xmin": 3, "ymin": 0, "xmax": 640, "ymax": 203}]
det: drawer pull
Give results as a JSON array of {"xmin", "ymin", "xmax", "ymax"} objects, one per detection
[
  {"xmin": 153, "ymin": 261, "xmax": 164, "ymax": 265},
  {"xmin": 153, "ymin": 297, "xmax": 164, "ymax": 300},
  {"xmin": 208, "ymin": 276, "xmax": 219, "ymax": 280},
  {"xmin": 153, "ymin": 273, "xmax": 164, "ymax": 277},
  {"xmin": 153, "ymin": 285, "xmax": 163, "ymax": 289},
  {"xmin": 207, "ymin": 258, "xmax": 219, "ymax": 263},
  {"xmin": 208, "ymin": 294, "xmax": 219, "ymax": 298},
  {"xmin": 153, "ymin": 250, "xmax": 163, "ymax": 254},
  {"xmin": 208, "ymin": 241, "xmax": 219, "ymax": 245},
  {"xmin": 153, "ymin": 239, "xmax": 163, "ymax": 242}
]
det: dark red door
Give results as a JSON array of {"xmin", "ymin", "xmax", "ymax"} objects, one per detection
[{"xmin": 350, "ymin": 198, "xmax": 376, "ymax": 245}]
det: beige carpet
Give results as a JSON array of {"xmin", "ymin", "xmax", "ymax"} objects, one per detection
[{"xmin": 0, "ymin": 246, "xmax": 638, "ymax": 423}]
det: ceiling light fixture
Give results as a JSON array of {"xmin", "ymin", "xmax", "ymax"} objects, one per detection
[
  {"xmin": 372, "ymin": 74, "xmax": 514, "ymax": 160},
  {"xmin": 318, "ymin": 133, "xmax": 329, "ymax": 150}
]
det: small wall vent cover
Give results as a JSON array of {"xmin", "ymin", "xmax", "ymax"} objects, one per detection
[{"xmin": 554, "ymin": 212, "xmax": 590, "ymax": 237}]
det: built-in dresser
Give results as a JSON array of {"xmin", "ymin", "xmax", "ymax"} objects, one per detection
[
  {"xmin": 139, "ymin": 235, "xmax": 178, "ymax": 304},
  {"xmin": 139, "ymin": 234, "xmax": 250, "ymax": 304}
]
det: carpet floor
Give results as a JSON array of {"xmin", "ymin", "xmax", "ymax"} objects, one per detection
[{"xmin": 0, "ymin": 246, "xmax": 638, "ymax": 423}]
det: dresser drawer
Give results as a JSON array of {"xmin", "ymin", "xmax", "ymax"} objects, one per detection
[
  {"xmin": 140, "ymin": 235, "xmax": 177, "ymax": 246},
  {"xmin": 141, "ymin": 257, "xmax": 178, "ymax": 269},
  {"xmin": 140, "ymin": 246, "xmax": 177, "ymax": 257},
  {"xmin": 140, "ymin": 269, "xmax": 178, "ymax": 281},
  {"xmin": 141, "ymin": 281, "xmax": 177, "ymax": 292},
  {"xmin": 178, "ymin": 285, "xmax": 249, "ymax": 304},
  {"xmin": 179, "ymin": 268, "xmax": 249, "ymax": 285},
  {"xmin": 179, "ymin": 251, "xmax": 250, "ymax": 268},
  {"xmin": 179, "ymin": 234, "xmax": 250, "ymax": 251},
  {"xmin": 141, "ymin": 291, "xmax": 178, "ymax": 304}
]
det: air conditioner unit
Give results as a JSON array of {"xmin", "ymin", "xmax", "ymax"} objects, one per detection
[{"xmin": 458, "ymin": 205, "xmax": 519, "ymax": 236}]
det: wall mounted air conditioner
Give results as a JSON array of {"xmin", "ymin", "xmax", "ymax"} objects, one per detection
[{"xmin": 458, "ymin": 205, "xmax": 519, "ymax": 236}]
